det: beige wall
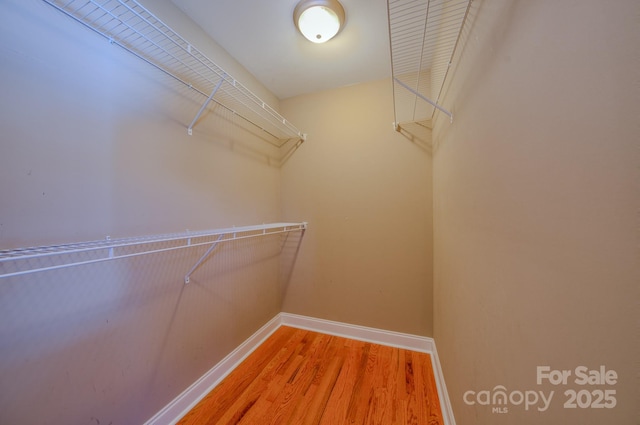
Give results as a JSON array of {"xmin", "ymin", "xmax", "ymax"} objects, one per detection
[
  {"xmin": 0, "ymin": 0, "xmax": 293, "ymax": 423},
  {"xmin": 4, "ymin": 0, "xmax": 637, "ymax": 424},
  {"xmin": 433, "ymin": 0, "xmax": 639, "ymax": 424},
  {"xmin": 140, "ymin": 0, "xmax": 280, "ymax": 109},
  {"xmin": 280, "ymin": 79, "xmax": 434, "ymax": 336}
]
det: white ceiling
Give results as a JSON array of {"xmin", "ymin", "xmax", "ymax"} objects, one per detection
[{"xmin": 171, "ymin": 0, "xmax": 392, "ymax": 100}]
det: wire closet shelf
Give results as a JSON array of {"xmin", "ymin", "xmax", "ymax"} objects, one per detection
[
  {"xmin": 387, "ymin": 0, "xmax": 472, "ymax": 130},
  {"xmin": 0, "ymin": 222, "xmax": 307, "ymax": 283},
  {"xmin": 42, "ymin": 0, "xmax": 305, "ymax": 146}
]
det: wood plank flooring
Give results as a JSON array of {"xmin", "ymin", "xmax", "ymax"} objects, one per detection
[{"xmin": 178, "ymin": 326, "xmax": 443, "ymax": 425}]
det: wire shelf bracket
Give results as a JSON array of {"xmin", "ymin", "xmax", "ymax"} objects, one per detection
[
  {"xmin": 41, "ymin": 0, "xmax": 306, "ymax": 146},
  {"xmin": 0, "ymin": 222, "xmax": 308, "ymax": 283},
  {"xmin": 393, "ymin": 77, "xmax": 453, "ymax": 124},
  {"xmin": 184, "ymin": 234, "xmax": 223, "ymax": 284},
  {"xmin": 188, "ymin": 74, "xmax": 225, "ymax": 136}
]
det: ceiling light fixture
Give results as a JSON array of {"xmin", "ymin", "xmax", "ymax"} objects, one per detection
[{"xmin": 294, "ymin": 0, "xmax": 345, "ymax": 44}]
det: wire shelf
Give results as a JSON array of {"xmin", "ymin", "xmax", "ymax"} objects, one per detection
[
  {"xmin": 0, "ymin": 222, "xmax": 307, "ymax": 282},
  {"xmin": 42, "ymin": 0, "xmax": 306, "ymax": 145},
  {"xmin": 388, "ymin": 0, "xmax": 472, "ymax": 128}
]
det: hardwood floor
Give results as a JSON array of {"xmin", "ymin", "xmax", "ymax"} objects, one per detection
[{"xmin": 178, "ymin": 326, "xmax": 443, "ymax": 425}]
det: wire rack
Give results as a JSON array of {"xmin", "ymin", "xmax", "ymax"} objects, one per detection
[
  {"xmin": 42, "ymin": 0, "xmax": 306, "ymax": 145},
  {"xmin": 387, "ymin": 0, "xmax": 472, "ymax": 129},
  {"xmin": 0, "ymin": 222, "xmax": 307, "ymax": 283}
]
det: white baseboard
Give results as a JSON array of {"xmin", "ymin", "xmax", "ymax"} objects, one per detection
[
  {"xmin": 430, "ymin": 343, "xmax": 457, "ymax": 425},
  {"xmin": 145, "ymin": 312, "xmax": 455, "ymax": 425},
  {"xmin": 143, "ymin": 314, "xmax": 281, "ymax": 425},
  {"xmin": 279, "ymin": 312, "xmax": 435, "ymax": 352},
  {"xmin": 280, "ymin": 312, "xmax": 456, "ymax": 425}
]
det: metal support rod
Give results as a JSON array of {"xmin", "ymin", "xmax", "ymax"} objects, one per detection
[
  {"xmin": 184, "ymin": 234, "xmax": 224, "ymax": 284},
  {"xmin": 394, "ymin": 78, "xmax": 453, "ymax": 122},
  {"xmin": 188, "ymin": 75, "xmax": 226, "ymax": 135}
]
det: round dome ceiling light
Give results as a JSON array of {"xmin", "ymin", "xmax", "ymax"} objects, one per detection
[{"xmin": 294, "ymin": 0, "xmax": 346, "ymax": 44}]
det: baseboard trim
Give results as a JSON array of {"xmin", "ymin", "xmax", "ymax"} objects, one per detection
[
  {"xmin": 279, "ymin": 312, "xmax": 435, "ymax": 352},
  {"xmin": 145, "ymin": 313, "xmax": 455, "ymax": 425},
  {"xmin": 143, "ymin": 314, "xmax": 281, "ymax": 425},
  {"xmin": 430, "ymin": 343, "xmax": 457, "ymax": 425},
  {"xmin": 280, "ymin": 313, "xmax": 456, "ymax": 425}
]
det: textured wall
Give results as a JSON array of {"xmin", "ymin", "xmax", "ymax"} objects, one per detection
[
  {"xmin": 280, "ymin": 79, "xmax": 434, "ymax": 337},
  {"xmin": 432, "ymin": 0, "xmax": 639, "ymax": 424},
  {"xmin": 0, "ymin": 1, "xmax": 292, "ymax": 423}
]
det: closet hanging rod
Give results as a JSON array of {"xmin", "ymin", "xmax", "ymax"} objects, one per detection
[
  {"xmin": 41, "ymin": 0, "xmax": 305, "ymax": 144},
  {"xmin": 0, "ymin": 222, "xmax": 307, "ymax": 280}
]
